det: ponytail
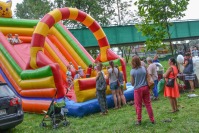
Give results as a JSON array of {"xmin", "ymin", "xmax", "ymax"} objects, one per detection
[{"xmin": 109, "ymin": 61, "xmax": 114, "ymax": 73}]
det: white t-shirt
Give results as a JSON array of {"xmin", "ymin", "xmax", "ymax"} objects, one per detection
[
  {"xmin": 108, "ymin": 67, "xmax": 118, "ymax": 83},
  {"xmin": 13, "ymin": 38, "xmax": 21, "ymax": 44},
  {"xmin": 74, "ymin": 74, "xmax": 81, "ymax": 80},
  {"xmin": 66, "ymin": 71, "xmax": 72, "ymax": 78},
  {"xmin": 78, "ymin": 69, "xmax": 84, "ymax": 77}
]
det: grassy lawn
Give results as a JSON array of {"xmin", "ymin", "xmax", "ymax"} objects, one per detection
[{"xmin": 12, "ymin": 61, "xmax": 199, "ymax": 133}]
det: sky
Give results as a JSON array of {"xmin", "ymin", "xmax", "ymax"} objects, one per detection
[{"xmin": 5, "ymin": 0, "xmax": 199, "ymax": 20}]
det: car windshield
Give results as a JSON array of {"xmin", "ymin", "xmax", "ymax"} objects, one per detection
[{"xmin": 0, "ymin": 85, "xmax": 15, "ymax": 97}]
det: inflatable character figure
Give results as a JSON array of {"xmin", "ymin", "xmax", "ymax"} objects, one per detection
[{"xmin": 0, "ymin": 0, "xmax": 12, "ymax": 18}]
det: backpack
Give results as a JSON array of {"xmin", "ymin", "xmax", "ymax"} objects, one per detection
[{"xmin": 96, "ymin": 72, "xmax": 107, "ymax": 91}]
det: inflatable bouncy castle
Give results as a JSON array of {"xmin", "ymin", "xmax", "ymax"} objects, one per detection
[{"xmin": 0, "ymin": 1, "xmax": 134, "ymax": 117}]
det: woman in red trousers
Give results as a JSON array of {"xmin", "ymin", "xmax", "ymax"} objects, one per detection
[{"xmin": 130, "ymin": 55, "xmax": 155, "ymax": 125}]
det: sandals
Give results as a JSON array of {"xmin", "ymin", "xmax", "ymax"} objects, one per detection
[
  {"xmin": 168, "ymin": 109, "xmax": 179, "ymax": 113},
  {"xmin": 113, "ymin": 106, "xmax": 121, "ymax": 110},
  {"xmin": 190, "ymin": 90, "xmax": 195, "ymax": 93},
  {"xmin": 153, "ymin": 97, "xmax": 159, "ymax": 101},
  {"xmin": 135, "ymin": 121, "xmax": 141, "ymax": 125},
  {"xmin": 100, "ymin": 112, "xmax": 107, "ymax": 115}
]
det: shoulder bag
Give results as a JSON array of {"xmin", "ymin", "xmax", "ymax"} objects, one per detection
[
  {"xmin": 166, "ymin": 68, "xmax": 175, "ymax": 87},
  {"xmin": 146, "ymin": 68, "xmax": 154, "ymax": 90}
]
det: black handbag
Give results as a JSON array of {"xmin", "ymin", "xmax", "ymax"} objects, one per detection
[
  {"xmin": 166, "ymin": 78, "xmax": 175, "ymax": 87},
  {"xmin": 166, "ymin": 70, "xmax": 175, "ymax": 87}
]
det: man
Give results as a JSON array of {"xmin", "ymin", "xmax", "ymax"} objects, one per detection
[
  {"xmin": 146, "ymin": 57, "xmax": 159, "ymax": 100},
  {"xmin": 153, "ymin": 54, "xmax": 160, "ymax": 63},
  {"xmin": 191, "ymin": 46, "xmax": 199, "ymax": 57}
]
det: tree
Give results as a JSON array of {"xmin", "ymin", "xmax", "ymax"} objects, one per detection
[
  {"xmin": 112, "ymin": 0, "xmax": 137, "ymax": 25},
  {"xmin": 15, "ymin": 0, "xmax": 53, "ymax": 19},
  {"xmin": 52, "ymin": 0, "xmax": 136, "ymax": 28},
  {"xmin": 51, "ymin": 0, "xmax": 115, "ymax": 28},
  {"xmin": 135, "ymin": 0, "xmax": 189, "ymax": 55}
]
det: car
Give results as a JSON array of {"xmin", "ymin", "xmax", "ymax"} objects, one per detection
[{"xmin": 0, "ymin": 82, "xmax": 24, "ymax": 131}]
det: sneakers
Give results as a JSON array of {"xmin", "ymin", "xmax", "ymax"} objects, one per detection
[
  {"xmin": 135, "ymin": 121, "xmax": 155, "ymax": 125},
  {"xmin": 152, "ymin": 97, "xmax": 159, "ymax": 101}
]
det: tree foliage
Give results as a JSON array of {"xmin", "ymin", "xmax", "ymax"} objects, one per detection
[
  {"xmin": 15, "ymin": 0, "xmax": 53, "ymax": 19},
  {"xmin": 112, "ymin": 0, "xmax": 135, "ymax": 25},
  {"xmin": 52, "ymin": 0, "xmax": 135, "ymax": 28},
  {"xmin": 135, "ymin": 0, "xmax": 189, "ymax": 53},
  {"xmin": 15, "ymin": 0, "xmax": 136, "ymax": 27}
]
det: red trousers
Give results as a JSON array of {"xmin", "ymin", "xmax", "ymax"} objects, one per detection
[{"xmin": 134, "ymin": 85, "xmax": 154, "ymax": 122}]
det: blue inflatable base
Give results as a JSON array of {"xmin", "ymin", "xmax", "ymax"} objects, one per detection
[
  {"xmin": 64, "ymin": 82, "xmax": 134, "ymax": 117},
  {"xmin": 1, "ymin": 68, "xmax": 134, "ymax": 117}
]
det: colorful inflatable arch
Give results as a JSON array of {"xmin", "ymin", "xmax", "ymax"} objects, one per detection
[{"xmin": 0, "ymin": 7, "xmax": 131, "ymax": 116}]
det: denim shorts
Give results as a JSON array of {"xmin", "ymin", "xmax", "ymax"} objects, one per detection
[{"xmin": 110, "ymin": 81, "xmax": 119, "ymax": 90}]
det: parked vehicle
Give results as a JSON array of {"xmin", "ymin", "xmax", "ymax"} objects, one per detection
[{"xmin": 0, "ymin": 82, "xmax": 24, "ymax": 131}]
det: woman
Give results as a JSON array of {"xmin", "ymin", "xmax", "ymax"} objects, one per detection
[
  {"xmin": 107, "ymin": 61, "xmax": 121, "ymax": 109},
  {"xmin": 183, "ymin": 52, "xmax": 195, "ymax": 92},
  {"xmin": 116, "ymin": 66, "xmax": 126, "ymax": 105},
  {"xmin": 96, "ymin": 63, "xmax": 108, "ymax": 115},
  {"xmin": 163, "ymin": 58, "xmax": 180, "ymax": 113},
  {"xmin": 130, "ymin": 56, "xmax": 155, "ymax": 125}
]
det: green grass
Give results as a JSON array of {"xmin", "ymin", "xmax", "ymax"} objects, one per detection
[{"xmin": 12, "ymin": 61, "xmax": 199, "ymax": 133}]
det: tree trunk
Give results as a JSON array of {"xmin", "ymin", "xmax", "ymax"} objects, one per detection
[{"xmin": 166, "ymin": 23, "xmax": 174, "ymax": 55}]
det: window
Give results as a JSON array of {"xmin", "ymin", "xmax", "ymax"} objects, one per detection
[{"xmin": 0, "ymin": 85, "xmax": 15, "ymax": 97}]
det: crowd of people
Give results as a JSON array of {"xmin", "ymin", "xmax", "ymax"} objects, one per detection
[
  {"xmin": 64, "ymin": 46, "xmax": 198, "ymax": 125},
  {"xmin": 6, "ymin": 33, "xmax": 23, "ymax": 44},
  {"xmin": 95, "ymin": 61, "xmax": 126, "ymax": 115}
]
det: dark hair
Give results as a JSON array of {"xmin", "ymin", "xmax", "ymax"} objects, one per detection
[
  {"xmin": 89, "ymin": 64, "xmax": 92, "ymax": 68},
  {"xmin": 115, "ymin": 65, "xmax": 120, "ymax": 77},
  {"xmin": 132, "ymin": 55, "xmax": 141, "ymax": 69},
  {"xmin": 169, "ymin": 58, "xmax": 179, "ymax": 72},
  {"xmin": 97, "ymin": 63, "xmax": 103, "ymax": 68},
  {"xmin": 169, "ymin": 58, "xmax": 177, "ymax": 65},
  {"xmin": 109, "ymin": 61, "xmax": 114, "ymax": 73},
  {"xmin": 185, "ymin": 52, "xmax": 191, "ymax": 56}
]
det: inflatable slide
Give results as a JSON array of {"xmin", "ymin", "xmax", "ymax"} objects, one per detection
[{"xmin": 0, "ymin": 7, "xmax": 134, "ymax": 117}]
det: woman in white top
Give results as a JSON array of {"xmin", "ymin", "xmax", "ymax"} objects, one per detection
[{"xmin": 107, "ymin": 61, "xmax": 121, "ymax": 109}]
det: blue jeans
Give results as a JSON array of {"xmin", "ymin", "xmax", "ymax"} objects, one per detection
[
  {"xmin": 110, "ymin": 81, "xmax": 119, "ymax": 90},
  {"xmin": 153, "ymin": 80, "xmax": 158, "ymax": 97}
]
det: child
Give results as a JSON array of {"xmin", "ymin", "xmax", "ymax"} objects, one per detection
[
  {"xmin": 86, "ymin": 64, "xmax": 93, "ymax": 78},
  {"xmin": 7, "ymin": 33, "xmax": 14, "ymax": 44},
  {"xmin": 116, "ymin": 66, "xmax": 126, "ymax": 105},
  {"xmin": 69, "ymin": 62, "xmax": 74, "ymax": 69},
  {"xmin": 78, "ymin": 66, "xmax": 84, "ymax": 78},
  {"xmin": 66, "ymin": 66, "xmax": 73, "ymax": 85},
  {"xmin": 74, "ymin": 70, "xmax": 81, "ymax": 80},
  {"xmin": 96, "ymin": 63, "xmax": 108, "ymax": 115},
  {"xmin": 13, "ymin": 34, "xmax": 23, "ymax": 44}
]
